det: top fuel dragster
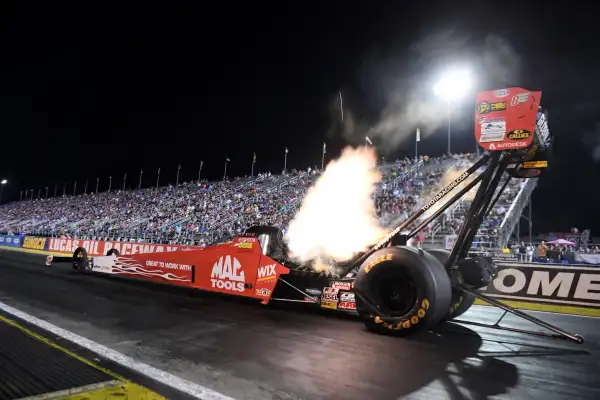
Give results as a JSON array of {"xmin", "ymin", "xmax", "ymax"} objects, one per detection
[{"xmin": 47, "ymin": 87, "xmax": 582, "ymax": 343}]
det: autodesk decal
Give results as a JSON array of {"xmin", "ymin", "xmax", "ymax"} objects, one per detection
[{"xmin": 488, "ymin": 141, "xmax": 527, "ymax": 150}]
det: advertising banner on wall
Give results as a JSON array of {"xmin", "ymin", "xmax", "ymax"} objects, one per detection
[
  {"xmin": 22, "ymin": 236, "xmax": 49, "ymax": 250},
  {"xmin": 43, "ymin": 237, "xmax": 203, "ymax": 256},
  {"xmin": 0, "ymin": 234, "xmax": 24, "ymax": 248},
  {"xmin": 480, "ymin": 263, "xmax": 600, "ymax": 309}
]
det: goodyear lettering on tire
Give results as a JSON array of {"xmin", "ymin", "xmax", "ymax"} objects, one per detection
[
  {"xmin": 373, "ymin": 298, "xmax": 429, "ymax": 331},
  {"xmin": 364, "ymin": 254, "xmax": 393, "ymax": 274}
]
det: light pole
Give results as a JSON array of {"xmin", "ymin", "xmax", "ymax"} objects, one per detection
[
  {"xmin": 433, "ymin": 68, "xmax": 473, "ymax": 155},
  {"xmin": 223, "ymin": 157, "xmax": 230, "ymax": 180},
  {"xmin": 0, "ymin": 179, "xmax": 6, "ymax": 204}
]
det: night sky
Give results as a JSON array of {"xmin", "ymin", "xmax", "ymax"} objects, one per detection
[{"xmin": 0, "ymin": 2, "xmax": 597, "ymax": 234}]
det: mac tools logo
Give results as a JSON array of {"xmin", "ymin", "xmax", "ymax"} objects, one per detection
[{"xmin": 211, "ymin": 255, "xmax": 245, "ymax": 292}]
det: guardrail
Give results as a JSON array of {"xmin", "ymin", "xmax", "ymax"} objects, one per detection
[{"xmin": 478, "ymin": 259, "xmax": 600, "ymax": 315}]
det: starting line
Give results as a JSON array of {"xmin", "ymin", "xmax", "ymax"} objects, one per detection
[{"xmin": 0, "ymin": 300, "xmax": 235, "ymax": 400}]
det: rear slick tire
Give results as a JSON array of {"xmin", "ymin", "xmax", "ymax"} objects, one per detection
[
  {"xmin": 425, "ymin": 248, "xmax": 476, "ymax": 320},
  {"xmin": 354, "ymin": 246, "xmax": 452, "ymax": 336},
  {"xmin": 106, "ymin": 248, "xmax": 120, "ymax": 256}
]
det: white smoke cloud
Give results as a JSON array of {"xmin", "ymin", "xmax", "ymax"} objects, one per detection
[
  {"xmin": 285, "ymin": 146, "xmax": 386, "ymax": 267},
  {"xmin": 339, "ymin": 32, "xmax": 521, "ymax": 151}
]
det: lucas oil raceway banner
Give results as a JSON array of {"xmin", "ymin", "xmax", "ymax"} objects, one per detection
[{"xmin": 19, "ymin": 236, "xmax": 203, "ymax": 256}]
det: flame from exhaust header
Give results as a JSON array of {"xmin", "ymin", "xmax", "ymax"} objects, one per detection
[{"xmin": 285, "ymin": 146, "xmax": 386, "ymax": 268}]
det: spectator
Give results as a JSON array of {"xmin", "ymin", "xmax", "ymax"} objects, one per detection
[
  {"xmin": 0, "ymin": 155, "xmax": 454, "ymax": 246},
  {"xmin": 538, "ymin": 240, "xmax": 548, "ymax": 260},
  {"xmin": 525, "ymin": 242, "xmax": 534, "ymax": 263},
  {"xmin": 518, "ymin": 241, "xmax": 526, "ymax": 262}
]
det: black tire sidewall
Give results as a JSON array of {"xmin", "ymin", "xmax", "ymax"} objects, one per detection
[
  {"xmin": 425, "ymin": 248, "xmax": 476, "ymax": 320},
  {"xmin": 446, "ymin": 289, "xmax": 476, "ymax": 320},
  {"xmin": 355, "ymin": 246, "xmax": 451, "ymax": 334}
]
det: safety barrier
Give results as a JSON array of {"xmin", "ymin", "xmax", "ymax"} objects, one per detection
[
  {"xmin": 478, "ymin": 262, "xmax": 600, "ymax": 316},
  {"xmin": 0, "ymin": 234, "xmax": 24, "ymax": 248}
]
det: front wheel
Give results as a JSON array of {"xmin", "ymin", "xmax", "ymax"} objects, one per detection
[{"xmin": 354, "ymin": 246, "xmax": 452, "ymax": 335}]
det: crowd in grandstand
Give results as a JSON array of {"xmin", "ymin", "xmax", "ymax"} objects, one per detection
[
  {"xmin": 0, "ymin": 153, "xmax": 467, "ymax": 246},
  {"xmin": 2, "ymin": 149, "xmax": 597, "ymax": 260}
]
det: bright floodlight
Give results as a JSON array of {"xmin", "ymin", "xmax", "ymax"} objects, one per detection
[
  {"xmin": 433, "ymin": 68, "xmax": 473, "ymax": 101},
  {"xmin": 0, "ymin": 180, "xmax": 6, "ymax": 184}
]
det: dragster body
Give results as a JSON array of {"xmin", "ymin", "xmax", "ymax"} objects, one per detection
[
  {"xmin": 60, "ymin": 235, "xmax": 291, "ymax": 304},
  {"xmin": 47, "ymin": 234, "xmax": 358, "ymax": 312}
]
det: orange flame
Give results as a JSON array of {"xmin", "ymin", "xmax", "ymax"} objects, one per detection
[{"xmin": 286, "ymin": 146, "xmax": 387, "ymax": 269}]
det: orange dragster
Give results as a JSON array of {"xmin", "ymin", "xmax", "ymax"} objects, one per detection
[{"xmin": 59, "ymin": 234, "xmax": 290, "ymax": 304}]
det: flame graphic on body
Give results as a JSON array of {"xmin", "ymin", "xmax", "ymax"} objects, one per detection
[
  {"xmin": 285, "ymin": 146, "xmax": 386, "ymax": 268},
  {"xmin": 105, "ymin": 257, "xmax": 189, "ymax": 282}
]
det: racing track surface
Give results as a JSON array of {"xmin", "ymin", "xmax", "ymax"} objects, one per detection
[{"xmin": 0, "ymin": 249, "xmax": 599, "ymax": 400}]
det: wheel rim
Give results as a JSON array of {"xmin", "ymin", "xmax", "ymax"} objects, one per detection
[{"xmin": 378, "ymin": 271, "xmax": 418, "ymax": 317}]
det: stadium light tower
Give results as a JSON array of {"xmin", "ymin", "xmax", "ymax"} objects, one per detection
[
  {"xmin": 433, "ymin": 67, "xmax": 473, "ymax": 154},
  {"xmin": 0, "ymin": 179, "xmax": 7, "ymax": 204}
]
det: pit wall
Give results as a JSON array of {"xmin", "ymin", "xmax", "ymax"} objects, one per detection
[{"xmin": 1, "ymin": 234, "xmax": 598, "ymax": 317}]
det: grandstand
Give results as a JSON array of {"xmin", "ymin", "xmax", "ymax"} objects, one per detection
[{"xmin": 0, "ymin": 152, "xmax": 532, "ymax": 252}]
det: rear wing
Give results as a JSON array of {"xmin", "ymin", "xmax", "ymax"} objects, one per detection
[
  {"xmin": 474, "ymin": 87, "xmax": 541, "ymax": 151},
  {"xmin": 474, "ymin": 87, "xmax": 551, "ymax": 178}
]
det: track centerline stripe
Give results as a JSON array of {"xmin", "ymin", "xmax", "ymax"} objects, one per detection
[{"xmin": 0, "ymin": 300, "xmax": 236, "ymax": 400}]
